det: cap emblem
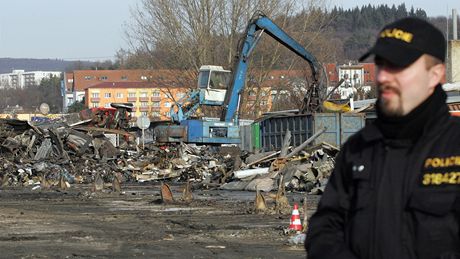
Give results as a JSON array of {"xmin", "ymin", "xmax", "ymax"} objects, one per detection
[{"xmin": 380, "ymin": 28, "xmax": 413, "ymax": 43}]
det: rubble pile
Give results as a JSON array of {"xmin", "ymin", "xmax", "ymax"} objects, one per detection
[
  {"xmin": 0, "ymin": 118, "xmax": 338, "ymax": 193},
  {"xmin": 127, "ymin": 143, "xmax": 235, "ymax": 184},
  {"xmin": 222, "ymin": 143, "xmax": 338, "ymax": 194},
  {"xmin": 0, "ymin": 118, "xmax": 127, "ymax": 187}
]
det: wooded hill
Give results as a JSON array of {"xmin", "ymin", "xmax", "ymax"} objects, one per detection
[
  {"xmin": 0, "ymin": 58, "xmax": 115, "ymax": 74},
  {"xmin": 323, "ymin": 3, "xmax": 458, "ymax": 62}
]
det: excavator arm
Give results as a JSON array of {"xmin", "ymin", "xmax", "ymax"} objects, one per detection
[{"xmin": 221, "ymin": 12, "xmax": 323, "ymax": 123}]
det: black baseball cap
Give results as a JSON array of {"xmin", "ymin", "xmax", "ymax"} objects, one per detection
[{"xmin": 359, "ymin": 17, "xmax": 446, "ymax": 67}]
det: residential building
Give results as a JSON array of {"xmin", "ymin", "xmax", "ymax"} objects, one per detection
[
  {"xmin": 62, "ymin": 72, "xmax": 75, "ymax": 111},
  {"xmin": 85, "ymin": 82, "xmax": 189, "ymax": 120},
  {"xmin": 64, "ymin": 69, "xmax": 191, "ymax": 111},
  {"xmin": 326, "ymin": 62, "xmax": 376, "ymax": 100},
  {"xmin": 0, "ymin": 69, "xmax": 61, "ymax": 89}
]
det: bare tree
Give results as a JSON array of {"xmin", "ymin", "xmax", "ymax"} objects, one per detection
[
  {"xmin": 125, "ymin": 0, "xmax": 295, "ymax": 69},
  {"xmin": 124, "ymin": 0, "xmax": 334, "ymax": 118}
]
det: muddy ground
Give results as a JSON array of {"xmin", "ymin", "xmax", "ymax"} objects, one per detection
[{"xmin": 0, "ymin": 183, "xmax": 319, "ymax": 258}]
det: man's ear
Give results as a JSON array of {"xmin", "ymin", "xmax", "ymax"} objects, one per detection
[{"xmin": 428, "ymin": 63, "xmax": 446, "ymax": 88}]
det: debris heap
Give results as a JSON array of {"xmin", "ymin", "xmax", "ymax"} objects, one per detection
[{"xmin": 0, "ymin": 118, "xmax": 337, "ymax": 194}]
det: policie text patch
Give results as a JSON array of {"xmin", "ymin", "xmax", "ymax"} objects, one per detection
[{"xmin": 422, "ymin": 156, "xmax": 460, "ymax": 186}]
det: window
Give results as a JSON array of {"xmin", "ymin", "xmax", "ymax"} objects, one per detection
[
  {"xmin": 104, "ymin": 93, "xmax": 111, "ymax": 98},
  {"xmin": 84, "ymin": 76, "xmax": 92, "ymax": 80},
  {"xmin": 261, "ymin": 100, "xmax": 268, "ymax": 106},
  {"xmin": 141, "ymin": 76, "xmax": 147, "ymax": 80},
  {"xmin": 116, "ymin": 92, "xmax": 123, "ymax": 98},
  {"xmin": 152, "ymin": 91, "xmax": 160, "ymax": 97},
  {"xmin": 248, "ymin": 90, "xmax": 256, "ymax": 96},
  {"xmin": 164, "ymin": 102, "xmax": 171, "ymax": 108},
  {"xmin": 100, "ymin": 76, "xmax": 108, "ymax": 80},
  {"xmin": 152, "ymin": 111, "xmax": 160, "ymax": 117},
  {"xmin": 141, "ymin": 111, "xmax": 148, "ymax": 116},
  {"xmin": 176, "ymin": 92, "xmax": 186, "ymax": 98},
  {"xmin": 128, "ymin": 92, "xmax": 136, "ymax": 97},
  {"xmin": 91, "ymin": 93, "xmax": 99, "ymax": 98},
  {"xmin": 152, "ymin": 101, "xmax": 160, "ymax": 107},
  {"xmin": 140, "ymin": 102, "xmax": 148, "ymax": 107},
  {"xmin": 121, "ymin": 76, "xmax": 128, "ymax": 80},
  {"xmin": 104, "ymin": 103, "xmax": 111, "ymax": 108},
  {"xmin": 91, "ymin": 102, "xmax": 99, "ymax": 108},
  {"xmin": 164, "ymin": 111, "xmax": 171, "ymax": 117},
  {"xmin": 164, "ymin": 93, "xmax": 172, "ymax": 98},
  {"xmin": 140, "ymin": 92, "xmax": 148, "ymax": 97}
]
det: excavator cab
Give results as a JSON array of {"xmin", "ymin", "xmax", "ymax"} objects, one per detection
[{"xmin": 197, "ymin": 65, "xmax": 231, "ymax": 105}]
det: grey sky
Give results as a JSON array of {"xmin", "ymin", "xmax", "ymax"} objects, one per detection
[{"xmin": 0, "ymin": 0, "xmax": 457, "ymax": 61}]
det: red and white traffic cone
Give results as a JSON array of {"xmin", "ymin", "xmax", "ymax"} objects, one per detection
[{"xmin": 289, "ymin": 203, "xmax": 302, "ymax": 231}]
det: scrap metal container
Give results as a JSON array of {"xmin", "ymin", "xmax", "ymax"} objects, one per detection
[
  {"xmin": 260, "ymin": 114, "xmax": 313, "ymax": 151},
  {"xmin": 239, "ymin": 124, "xmax": 253, "ymax": 152},
  {"xmin": 260, "ymin": 113, "xmax": 365, "ymax": 151},
  {"xmin": 238, "ymin": 122, "xmax": 261, "ymax": 152},
  {"xmin": 251, "ymin": 122, "xmax": 261, "ymax": 151}
]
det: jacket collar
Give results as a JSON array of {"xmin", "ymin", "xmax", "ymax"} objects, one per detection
[{"xmin": 361, "ymin": 85, "xmax": 450, "ymax": 143}]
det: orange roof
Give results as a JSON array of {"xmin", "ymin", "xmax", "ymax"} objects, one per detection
[
  {"xmin": 86, "ymin": 81, "xmax": 187, "ymax": 89},
  {"xmin": 72, "ymin": 69, "xmax": 194, "ymax": 91}
]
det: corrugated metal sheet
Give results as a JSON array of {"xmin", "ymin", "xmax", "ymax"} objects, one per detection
[
  {"xmin": 239, "ymin": 125, "xmax": 253, "ymax": 152},
  {"xmin": 259, "ymin": 113, "xmax": 365, "ymax": 151},
  {"xmin": 260, "ymin": 114, "xmax": 313, "ymax": 151}
]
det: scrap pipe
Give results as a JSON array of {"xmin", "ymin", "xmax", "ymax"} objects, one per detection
[{"xmin": 285, "ymin": 127, "xmax": 327, "ymax": 158}]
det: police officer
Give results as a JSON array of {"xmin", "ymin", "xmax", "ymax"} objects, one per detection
[{"xmin": 305, "ymin": 17, "xmax": 460, "ymax": 259}]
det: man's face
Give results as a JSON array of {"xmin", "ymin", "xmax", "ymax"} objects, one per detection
[{"xmin": 376, "ymin": 55, "xmax": 439, "ymax": 117}]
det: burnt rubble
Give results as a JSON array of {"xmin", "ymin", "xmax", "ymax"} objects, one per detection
[{"xmin": 0, "ymin": 118, "xmax": 337, "ymax": 194}]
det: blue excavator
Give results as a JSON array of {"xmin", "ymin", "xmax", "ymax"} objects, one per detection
[{"xmin": 154, "ymin": 12, "xmax": 323, "ymax": 144}]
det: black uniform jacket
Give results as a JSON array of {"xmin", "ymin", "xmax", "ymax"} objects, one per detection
[{"xmin": 305, "ymin": 102, "xmax": 460, "ymax": 259}]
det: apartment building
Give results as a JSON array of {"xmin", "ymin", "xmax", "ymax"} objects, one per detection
[
  {"xmin": 325, "ymin": 63, "xmax": 376, "ymax": 99},
  {"xmin": 0, "ymin": 69, "xmax": 62, "ymax": 89},
  {"xmin": 64, "ymin": 69, "xmax": 190, "ymax": 111},
  {"xmin": 85, "ymin": 82, "xmax": 188, "ymax": 120}
]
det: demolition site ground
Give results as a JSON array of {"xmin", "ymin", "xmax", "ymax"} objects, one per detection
[{"xmin": 0, "ymin": 183, "xmax": 319, "ymax": 258}]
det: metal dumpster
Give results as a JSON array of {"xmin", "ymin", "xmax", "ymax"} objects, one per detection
[{"xmin": 260, "ymin": 113, "xmax": 365, "ymax": 151}]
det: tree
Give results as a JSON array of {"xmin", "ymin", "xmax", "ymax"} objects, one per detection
[
  {"xmin": 0, "ymin": 75, "xmax": 63, "ymax": 113},
  {"xmin": 67, "ymin": 99, "xmax": 85, "ymax": 113},
  {"xmin": 124, "ymin": 0, "xmax": 302, "ymax": 70},
  {"xmin": 30, "ymin": 75, "xmax": 63, "ymax": 113},
  {"xmin": 123, "ymin": 0, "xmax": 333, "ymax": 118}
]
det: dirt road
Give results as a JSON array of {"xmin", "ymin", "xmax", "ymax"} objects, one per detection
[{"xmin": 0, "ymin": 183, "xmax": 319, "ymax": 258}]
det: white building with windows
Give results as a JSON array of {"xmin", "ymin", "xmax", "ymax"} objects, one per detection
[
  {"xmin": 327, "ymin": 63, "xmax": 375, "ymax": 100},
  {"xmin": 0, "ymin": 70, "xmax": 61, "ymax": 89}
]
